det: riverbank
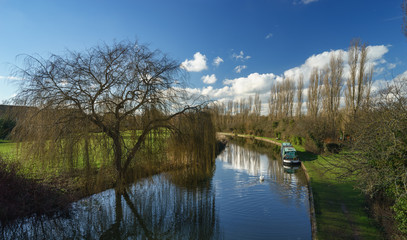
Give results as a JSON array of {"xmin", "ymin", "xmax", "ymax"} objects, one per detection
[
  {"xmin": 219, "ymin": 132, "xmax": 383, "ymax": 240},
  {"xmin": 0, "ymin": 139, "xmax": 227, "ymax": 224}
]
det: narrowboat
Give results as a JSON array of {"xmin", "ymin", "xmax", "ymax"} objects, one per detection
[{"xmin": 281, "ymin": 142, "xmax": 300, "ymax": 165}]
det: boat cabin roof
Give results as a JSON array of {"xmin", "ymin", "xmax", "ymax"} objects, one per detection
[
  {"xmin": 283, "ymin": 147, "xmax": 296, "ymax": 152},
  {"xmin": 282, "ymin": 142, "xmax": 292, "ymax": 147}
]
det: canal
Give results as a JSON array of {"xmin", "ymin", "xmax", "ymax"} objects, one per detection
[{"xmin": 2, "ymin": 140, "xmax": 312, "ymax": 239}]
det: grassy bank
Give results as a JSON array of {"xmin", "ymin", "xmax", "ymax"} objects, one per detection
[
  {"xmin": 0, "ymin": 134, "xmax": 224, "ymax": 224},
  {"xmin": 301, "ymin": 153, "xmax": 383, "ymax": 239},
  {"xmin": 0, "ymin": 139, "xmax": 169, "ymax": 198},
  {"xmin": 221, "ymin": 133, "xmax": 383, "ymax": 239}
]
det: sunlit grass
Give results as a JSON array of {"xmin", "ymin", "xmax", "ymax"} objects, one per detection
[{"xmin": 0, "ymin": 132, "xmax": 171, "ymax": 193}]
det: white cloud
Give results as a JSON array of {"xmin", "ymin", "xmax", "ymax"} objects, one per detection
[
  {"xmin": 232, "ymin": 51, "xmax": 251, "ymax": 61},
  {"xmin": 180, "ymin": 52, "xmax": 208, "ymax": 72},
  {"xmin": 186, "ymin": 86, "xmax": 233, "ymax": 99},
  {"xmin": 387, "ymin": 63, "xmax": 397, "ymax": 69},
  {"xmin": 234, "ymin": 65, "xmax": 247, "ymax": 73},
  {"xmin": 0, "ymin": 76, "xmax": 22, "ymax": 81},
  {"xmin": 265, "ymin": 33, "xmax": 273, "ymax": 39},
  {"xmin": 283, "ymin": 45, "xmax": 390, "ymax": 86},
  {"xmin": 300, "ymin": 0, "xmax": 319, "ymax": 4},
  {"xmin": 201, "ymin": 74, "xmax": 217, "ymax": 84},
  {"xmin": 366, "ymin": 45, "xmax": 389, "ymax": 63},
  {"xmin": 224, "ymin": 72, "xmax": 279, "ymax": 95},
  {"xmin": 375, "ymin": 67, "xmax": 385, "ymax": 75},
  {"xmin": 213, "ymin": 56, "xmax": 224, "ymax": 67},
  {"xmin": 190, "ymin": 44, "xmax": 392, "ymax": 115}
]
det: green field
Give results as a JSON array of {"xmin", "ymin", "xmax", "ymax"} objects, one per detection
[
  {"xmin": 0, "ymin": 140, "xmax": 15, "ymax": 157},
  {"xmin": 0, "ymin": 133, "xmax": 172, "ymax": 200}
]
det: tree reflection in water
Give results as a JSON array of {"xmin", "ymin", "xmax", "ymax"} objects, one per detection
[
  {"xmin": 2, "ymin": 170, "xmax": 220, "ymax": 239},
  {"xmin": 219, "ymin": 138, "xmax": 308, "ymax": 208},
  {"xmin": 2, "ymin": 140, "xmax": 311, "ymax": 239}
]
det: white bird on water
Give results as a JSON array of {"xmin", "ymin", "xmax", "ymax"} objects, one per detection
[{"xmin": 259, "ymin": 175, "xmax": 265, "ymax": 182}]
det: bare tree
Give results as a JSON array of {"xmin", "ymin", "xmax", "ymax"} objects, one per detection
[
  {"xmin": 321, "ymin": 53, "xmax": 344, "ymax": 137},
  {"xmin": 14, "ymin": 40, "xmax": 207, "ymax": 181},
  {"xmin": 286, "ymin": 78, "xmax": 295, "ymax": 118},
  {"xmin": 296, "ymin": 74, "xmax": 304, "ymax": 118},
  {"xmin": 307, "ymin": 68, "xmax": 322, "ymax": 119},
  {"xmin": 253, "ymin": 93, "xmax": 262, "ymax": 117},
  {"xmin": 268, "ymin": 84, "xmax": 277, "ymax": 119},
  {"xmin": 248, "ymin": 96, "xmax": 253, "ymax": 114},
  {"xmin": 345, "ymin": 39, "xmax": 373, "ymax": 118}
]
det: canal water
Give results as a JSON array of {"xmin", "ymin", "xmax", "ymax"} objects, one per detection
[{"xmin": 2, "ymin": 140, "xmax": 312, "ymax": 239}]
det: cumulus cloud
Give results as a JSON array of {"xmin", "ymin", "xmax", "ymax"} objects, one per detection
[
  {"xmin": 265, "ymin": 33, "xmax": 273, "ymax": 39},
  {"xmin": 234, "ymin": 65, "xmax": 247, "ymax": 73},
  {"xmin": 190, "ymin": 44, "xmax": 391, "ymax": 115},
  {"xmin": 283, "ymin": 45, "xmax": 389, "ymax": 86},
  {"xmin": 213, "ymin": 56, "xmax": 224, "ymax": 67},
  {"xmin": 232, "ymin": 51, "xmax": 251, "ymax": 61},
  {"xmin": 201, "ymin": 74, "xmax": 217, "ymax": 84},
  {"xmin": 224, "ymin": 73, "xmax": 280, "ymax": 95},
  {"xmin": 180, "ymin": 52, "xmax": 208, "ymax": 72}
]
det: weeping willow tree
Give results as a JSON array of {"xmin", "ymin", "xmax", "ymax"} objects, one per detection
[
  {"xmin": 166, "ymin": 111, "xmax": 217, "ymax": 187},
  {"xmin": 13, "ymin": 40, "xmax": 209, "ymax": 183}
]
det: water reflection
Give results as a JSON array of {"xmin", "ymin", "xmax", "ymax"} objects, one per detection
[
  {"xmin": 2, "ymin": 141, "xmax": 311, "ymax": 240},
  {"xmin": 219, "ymin": 140, "xmax": 307, "ymax": 187},
  {"xmin": 214, "ymin": 140, "xmax": 311, "ymax": 239},
  {"xmin": 2, "ymin": 174, "xmax": 220, "ymax": 240}
]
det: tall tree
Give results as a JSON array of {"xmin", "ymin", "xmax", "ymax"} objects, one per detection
[
  {"xmin": 253, "ymin": 93, "xmax": 262, "ymax": 117},
  {"xmin": 14, "ymin": 40, "xmax": 207, "ymax": 180},
  {"xmin": 307, "ymin": 68, "xmax": 322, "ymax": 119},
  {"xmin": 296, "ymin": 74, "xmax": 304, "ymax": 118},
  {"xmin": 268, "ymin": 84, "xmax": 277, "ymax": 119},
  {"xmin": 345, "ymin": 39, "xmax": 373, "ymax": 118},
  {"xmin": 321, "ymin": 53, "xmax": 344, "ymax": 136}
]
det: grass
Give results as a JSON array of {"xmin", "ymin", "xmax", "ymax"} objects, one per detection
[
  {"xmin": 0, "ymin": 140, "xmax": 16, "ymax": 157},
  {"xmin": 303, "ymin": 154, "xmax": 383, "ymax": 239},
  {"xmin": 0, "ymin": 135, "xmax": 171, "ymax": 205},
  {"xmin": 220, "ymin": 133, "xmax": 383, "ymax": 239},
  {"xmin": 0, "ymin": 133, "xmax": 191, "ymax": 224}
]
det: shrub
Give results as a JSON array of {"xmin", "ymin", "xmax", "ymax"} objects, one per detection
[
  {"xmin": 304, "ymin": 135, "xmax": 323, "ymax": 154},
  {"xmin": 324, "ymin": 142, "xmax": 342, "ymax": 153},
  {"xmin": 393, "ymin": 196, "xmax": 407, "ymax": 235}
]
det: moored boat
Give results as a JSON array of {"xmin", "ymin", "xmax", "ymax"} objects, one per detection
[{"xmin": 281, "ymin": 142, "xmax": 300, "ymax": 165}]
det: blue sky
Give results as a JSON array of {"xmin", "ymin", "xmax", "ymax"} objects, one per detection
[{"xmin": 1, "ymin": 0, "xmax": 406, "ymax": 107}]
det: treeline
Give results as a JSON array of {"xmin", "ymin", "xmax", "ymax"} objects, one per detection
[
  {"xmin": 212, "ymin": 39, "xmax": 373, "ymax": 152},
  {"xmin": 211, "ymin": 39, "xmax": 407, "ymax": 237}
]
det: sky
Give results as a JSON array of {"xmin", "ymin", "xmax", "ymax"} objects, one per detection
[{"xmin": 1, "ymin": 0, "xmax": 406, "ymax": 112}]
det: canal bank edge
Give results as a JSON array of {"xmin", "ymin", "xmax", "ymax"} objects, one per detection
[{"xmin": 217, "ymin": 132, "xmax": 318, "ymax": 240}]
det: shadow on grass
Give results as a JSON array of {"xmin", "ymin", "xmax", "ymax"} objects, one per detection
[
  {"xmin": 297, "ymin": 150, "xmax": 318, "ymax": 162},
  {"xmin": 0, "ymin": 157, "xmax": 70, "ymax": 225},
  {"xmin": 311, "ymin": 178, "xmax": 384, "ymax": 239}
]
